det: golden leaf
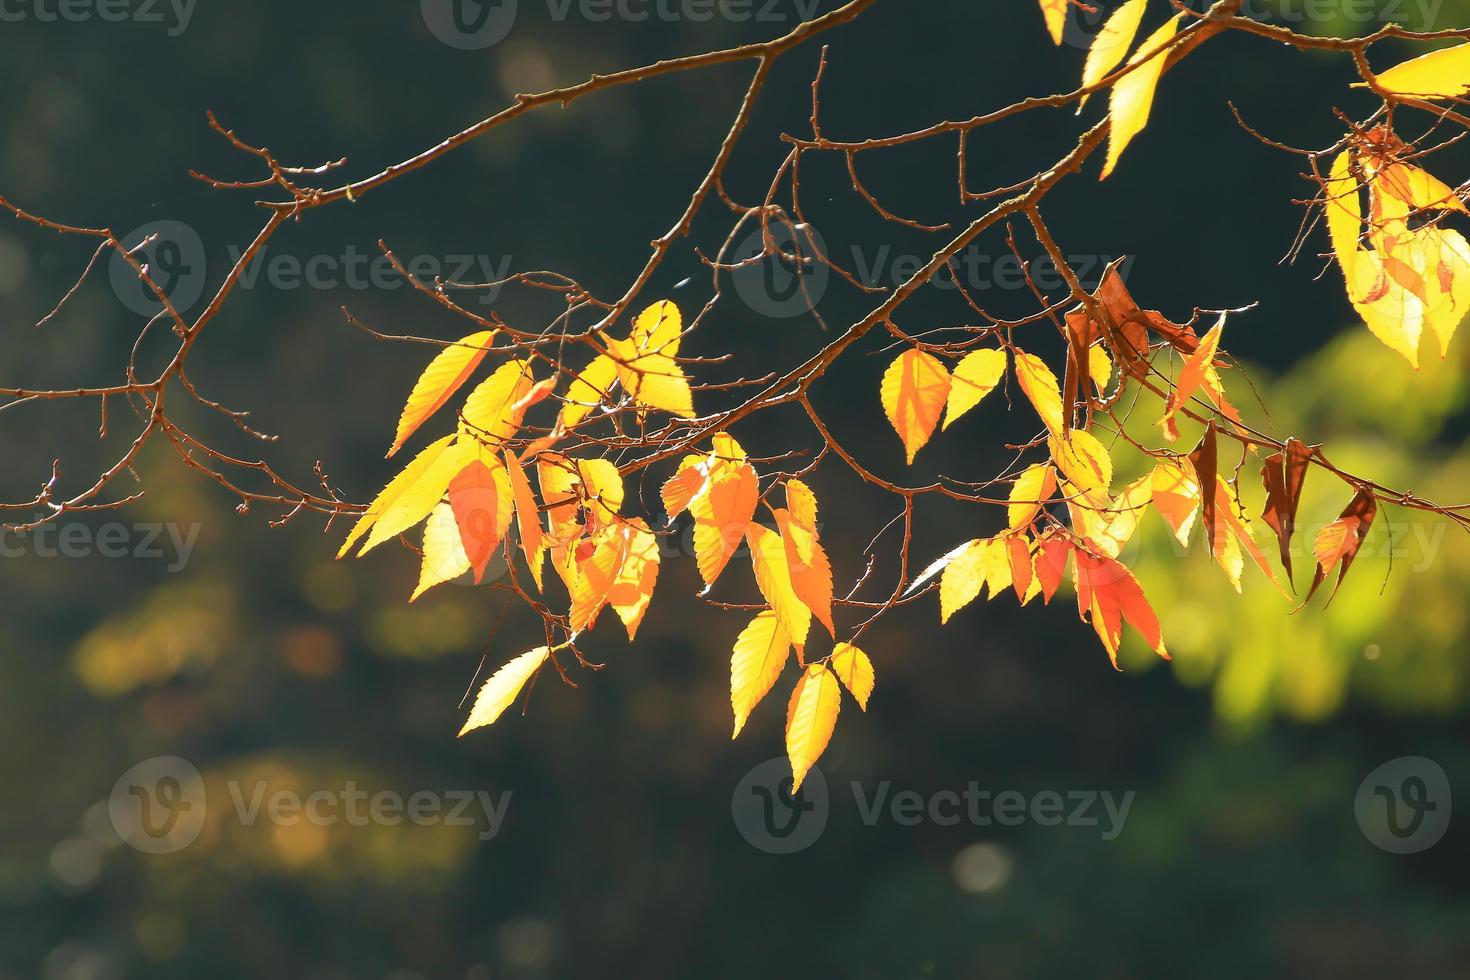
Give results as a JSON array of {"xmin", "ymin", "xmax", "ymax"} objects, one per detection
[
  {"xmin": 388, "ymin": 330, "xmax": 496, "ymax": 457},
  {"xmin": 1373, "ymin": 42, "xmax": 1470, "ymax": 99},
  {"xmin": 939, "ymin": 538, "xmax": 987, "ymax": 624},
  {"xmin": 458, "ymin": 647, "xmax": 551, "ymax": 736},
  {"xmin": 1009, "ymin": 462, "xmax": 1057, "ymax": 530},
  {"xmin": 943, "ymin": 348, "xmax": 1007, "ymax": 430},
  {"xmin": 881, "ymin": 347, "xmax": 952, "ymax": 464},
  {"xmin": 559, "ymin": 354, "xmax": 620, "ymax": 429},
  {"xmin": 1014, "ymin": 349, "xmax": 1065, "ymax": 436},
  {"xmin": 460, "ymin": 358, "xmax": 534, "ymax": 447},
  {"xmin": 730, "ymin": 611, "xmax": 790, "ymax": 738},
  {"xmin": 748, "ymin": 522, "xmax": 814, "ymax": 656},
  {"xmin": 338, "ymin": 433, "xmax": 456, "ymax": 559},
  {"xmin": 830, "ymin": 643, "xmax": 875, "ymax": 710},
  {"xmin": 410, "ymin": 502, "xmax": 470, "ymax": 601},
  {"xmin": 785, "ymin": 664, "xmax": 840, "ymax": 793},
  {"xmin": 1101, "ymin": 14, "xmax": 1182, "ymax": 179},
  {"xmin": 1079, "ymin": 0, "xmax": 1147, "ymax": 110}
]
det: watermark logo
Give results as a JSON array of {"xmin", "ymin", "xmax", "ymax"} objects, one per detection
[
  {"xmin": 0, "ymin": 0, "xmax": 197, "ymax": 35},
  {"xmin": 422, "ymin": 0, "xmax": 519, "ymax": 49},
  {"xmin": 731, "ymin": 758, "xmax": 1134, "ymax": 852},
  {"xmin": 730, "ymin": 221, "xmax": 830, "ymax": 320},
  {"xmin": 731, "ymin": 756, "xmax": 829, "ymax": 854},
  {"xmin": 109, "ymin": 220, "xmax": 206, "ymax": 318},
  {"xmin": 108, "ymin": 756, "xmax": 515, "ymax": 853},
  {"xmin": 108, "ymin": 756, "xmax": 206, "ymax": 855},
  {"xmin": 1355, "ymin": 755, "xmax": 1452, "ymax": 854}
]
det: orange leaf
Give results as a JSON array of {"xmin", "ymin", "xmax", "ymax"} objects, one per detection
[{"xmin": 881, "ymin": 348, "xmax": 951, "ymax": 464}]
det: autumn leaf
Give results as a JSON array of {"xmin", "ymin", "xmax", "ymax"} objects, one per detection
[
  {"xmin": 389, "ymin": 330, "xmax": 496, "ymax": 457},
  {"xmin": 338, "ymin": 433, "xmax": 456, "ymax": 559},
  {"xmin": 1101, "ymin": 14, "xmax": 1182, "ymax": 179},
  {"xmin": 559, "ymin": 353, "xmax": 620, "ymax": 429},
  {"xmin": 748, "ymin": 522, "xmax": 814, "ymax": 656},
  {"xmin": 1079, "ymin": 0, "xmax": 1146, "ymax": 110},
  {"xmin": 1160, "ymin": 313, "xmax": 1224, "ymax": 441},
  {"xmin": 1015, "ymin": 349, "xmax": 1065, "ymax": 436},
  {"xmin": 568, "ymin": 524, "xmax": 627, "ymax": 633},
  {"xmin": 785, "ymin": 664, "xmax": 840, "ymax": 793},
  {"xmin": 1038, "ymin": 0, "xmax": 1068, "ymax": 44},
  {"xmin": 448, "ymin": 459, "xmax": 511, "ymax": 582},
  {"xmin": 881, "ymin": 347, "xmax": 951, "ymax": 464},
  {"xmin": 1307, "ymin": 488, "xmax": 1378, "ymax": 605},
  {"xmin": 1150, "ymin": 459, "xmax": 1200, "ymax": 547},
  {"xmin": 1009, "ymin": 462, "xmax": 1058, "ymax": 530},
  {"xmin": 605, "ymin": 300, "xmax": 695, "ymax": 419},
  {"xmin": 607, "ymin": 518, "xmax": 660, "ymax": 640},
  {"xmin": 730, "ymin": 611, "xmax": 790, "ymax": 738},
  {"xmin": 411, "ymin": 502, "xmax": 470, "ymax": 601},
  {"xmin": 939, "ymin": 538, "xmax": 987, "ymax": 623},
  {"xmin": 459, "ymin": 646, "xmax": 550, "ymax": 735},
  {"xmin": 830, "ymin": 643, "xmax": 874, "ymax": 710},
  {"xmin": 460, "ymin": 358, "xmax": 534, "ymax": 447},
  {"xmin": 775, "ymin": 479, "xmax": 835, "ymax": 637},
  {"xmin": 943, "ymin": 348, "xmax": 1007, "ymax": 430},
  {"xmin": 691, "ymin": 459, "xmax": 759, "ymax": 588},
  {"xmin": 1050, "ymin": 428, "xmax": 1113, "ymax": 508},
  {"xmin": 1372, "ymin": 42, "xmax": 1470, "ymax": 99},
  {"xmin": 1259, "ymin": 438, "xmax": 1313, "ymax": 589},
  {"xmin": 1074, "ymin": 552, "xmax": 1168, "ymax": 668},
  {"xmin": 1036, "ymin": 534, "xmax": 1073, "ymax": 603},
  {"xmin": 359, "ymin": 439, "xmax": 473, "ymax": 556},
  {"xmin": 503, "ymin": 450, "xmax": 545, "ymax": 591}
]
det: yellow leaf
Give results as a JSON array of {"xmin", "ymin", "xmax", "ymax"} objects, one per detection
[
  {"xmin": 559, "ymin": 354, "xmax": 620, "ymax": 429},
  {"xmin": 360, "ymin": 440, "xmax": 473, "ymax": 555},
  {"xmin": 1038, "ymin": 0, "xmax": 1067, "ymax": 44},
  {"xmin": 537, "ymin": 453, "xmax": 583, "ymax": 539},
  {"xmin": 1089, "ymin": 344, "xmax": 1113, "ymax": 395},
  {"xmin": 1092, "ymin": 473, "xmax": 1154, "ymax": 558},
  {"xmin": 631, "ymin": 299, "xmax": 683, "ymax": 357},
  {"xmin": 785, "ymin": 664, "xmax": 840, "ymax": 793},
  {"xmin": 1009, "ymin": 462, "xmax": 1058, "ymax": 530},
  {"xmin": 410, "ymin": 502, "xmax": 470, "ymax": 601},
  {"xmin": 460, "ymin": 358, "xmax": 534, "ymax": 447},
  {"xmin": 1049, "ymin": 428, "xmax": 1113, "ymax": 507},
  {"xmin": 943, "ymin": 348, "xmax": 1007, "ymax": 430},
  {"xmin": 748, "ymin": 523, "xmax": 813, "ymax": 656},
  {"xmin": 388, "ymin": 331, "xmax": 495, "ymax": 457},
  {"xmin": 881, "ymin": 348, "xmax": 951, "ymax": 464},
  {"xmin": 605, "ymin": 336, "xmax": 695, "ymax": 419},
  {"xmin": 730, "ymin": 611, "xmax": 790, "ymax": 738},
  {"xmin": 1150, "ymin": 460, "xmax": 1199, "ymax": 546},
  {"xmin": 661, "ymin": 454, "xmax": 709, "ymax": 521},
  {"xmin": 939, "ymin": 538, "xmax": 987, "ymax": 624},
  {"xmin": 1160, "ymin": 313, "xmax": 1224, "ymax": 441},
  {"xmin": 776, "ymin": 480, "xmax": 834, "ymax": 637},
  {"xmin": 458, "ymin": 647, "xmax": 550, "ymax": 735},
  {"xmin": 1374, "ymin": 41, "xmax": 1470, "ymax": 99},
  {"xmin": 503, "ymin": 451, "xmax": 545, "ymax": 591},
  {"xmin": 982, "ymin": 537, "xmax": 1013, "ymax": 599},
  {"xmin": 568, "ymin": 525, "xmax": 626, "ymax": 633},
  {"xmin": 337, "ymin": 433, "xmax": 456, "ymax": 559},
  {"xmin": 830, "ymin": 643, "xmax": 874, "ymax": 710},
  {"xmin": 1325, "ymin": 151, "xmax": 1362, "ymax": 272},
  {"xmin": 1101, "ymin": 14, "xmax": 1182, "ymax": 179},
  {"xmin": 1079, "ymin": 0, "xmax": 1147, "ymax": 110},
  {"xmin": 1014, "ymin": 349, "xmax": 1065, "ymax": 436},
  {"xmin": 576, "ymin": 458, "xmax": 625, "ymax": 525},
  {"xmin": 608, "ymin": 518, "xmax": 660, "ymax": 641},
  {"xmin": 691, "ymin": 461, "xmax": 759, "ymax": 587}
]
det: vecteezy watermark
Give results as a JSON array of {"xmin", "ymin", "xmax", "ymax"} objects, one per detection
[
  {"xmin": 108, "ymin": 756, "xmax": 513, "ymax": 854},
  {"xmin": 1355, "ymin": 756, "xmax": 1452, "ymax": 854},
  {"xmin": 422, "ymin": 0, "xmax": 820, "ymax": 49},
  {"xmin": 109, "ymin": 220, "xmax": 207, "ymax": 318},
  {"xmin": 1060, "ymin": 0, "xmax": 1447, "ymax": 50},
  {"xmin": 729, "ymin": 220, "xmax": 1130, "ymax": 319},
  {"xmin": 228, "ymin": 243, "xmax": 514, "ymax": 305},
  {"xmin": 732, "ymin": 757, "xmax": 1135, "ymax": 854},
  {"xmin": 108, "ymin": 220, "xmax": 518, "ymax": 314},
  {"xmin": 0, "ymin": 0, "xmax": 197, "ymax": 35},
  {"xmin": 0, "ymin": 521, "xmax": 200, "ymax": 572}
]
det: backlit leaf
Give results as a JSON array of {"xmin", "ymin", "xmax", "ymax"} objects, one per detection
[
  {"xmin": 730, "ymin": 611, "xmax": 790, "ymax": 738},
  {"xmin": 785, "ymin": 664, "xmax": 840, "ymax": 793},
  {"xmin": 459, "ymin": 646, "xmax": 550, "ymax": 735},
  {"xmin": 881, "ymin": 348, "xmax": 951, "ymax": 464},
  {"xmin": 830, "ymin": 643, "xmax": 874, "ymax": 710},
  {"xmin": 943, "ymin": 348, "xmax": 1006, "ymax": 430},
  {"xmin": 389, "ymin": 330, "xmax": 495, "ymax": 457},
  {"xmin": 1101, "ymin": 14, "xmax": 1182, "ymax": 179}
]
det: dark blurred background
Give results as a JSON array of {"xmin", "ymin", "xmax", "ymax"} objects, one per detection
[{"xmin": 2, "ymin": 1, "xmax": 1469, "ymax": 977}]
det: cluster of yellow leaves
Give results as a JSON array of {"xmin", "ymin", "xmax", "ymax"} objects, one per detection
[
  {"xmin": 1038, "ymin": 0, "xmax": 1181, "ymax": 179},
  {"xmin": 881, "ymin": 346, "xmax": 1007, "ymax": 463},
  {"xmin": 1325, "ymin": 134, "xmax": 1470, "ymax": 368},
  {"xmin": 338, "ymin": 302, "xmax": 709, "ymax": 737},
  {"xmin": 665, "ymin": 461, "xmax": 870, "ymax": 791}
]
